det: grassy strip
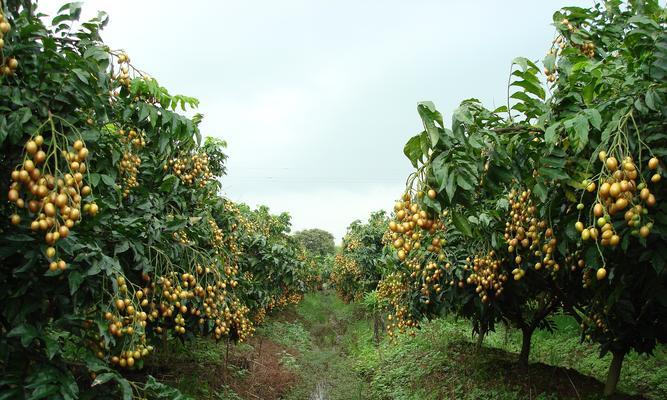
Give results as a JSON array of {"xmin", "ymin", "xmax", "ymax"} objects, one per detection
[{"xmin": 354, "ymin": 317, "xmax": 666, "ymax": 400}]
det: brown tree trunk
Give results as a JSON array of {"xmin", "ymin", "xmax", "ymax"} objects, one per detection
[
  {"xmin": 373, "ymin": 313, "xmax": 381, "ymax": 345},
  {"xmin": 604, "ymin": 350, "xmax": 625, "ymax": 397},
  {"xmin": 475, "ymin": 329, "xmax": 485, "ymax": 352},
  {"xmin": 519, "ymin": 327, "xmax": 533, "ymax": 367}
]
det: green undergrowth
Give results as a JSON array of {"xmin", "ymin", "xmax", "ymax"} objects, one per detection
[
  {"xmin": 144, "ymin": 292, "xmax": 665, "ymax": 400},
  {"xmin": 270, "ymin": 291, "xmax": 374, "ymax": 400},
  {"xmin": 353, "ymin": 317, "xmax": 666, "ymax": 400}
]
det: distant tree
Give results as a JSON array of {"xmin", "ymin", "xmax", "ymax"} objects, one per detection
[{"xmin": 293, "ymin": 228, "xmax": 336, "ymax": 256}]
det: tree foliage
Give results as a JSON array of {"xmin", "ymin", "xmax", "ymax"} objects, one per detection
[
  {"xmin": 0, "ymin": 2, "xmax": 316, "ymax": 398},
  {"xmin": 331, "ymin": 211, "xmax": 389, "ymax": 302},
  {"xmin": 293, "ymin": 228, "xmax": 335, "ymax": 257},
  {"xmin": 378, "ymin": 0, "xmax": 667, "ymax": 395}
]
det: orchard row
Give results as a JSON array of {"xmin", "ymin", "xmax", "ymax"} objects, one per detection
[
  {"xmin": 0, "ymin": 2, "xmax": 319, "ymax": 399},
  {"xmin": 332, "ymin": 1, "xmax": 667, "ymax": 397}
]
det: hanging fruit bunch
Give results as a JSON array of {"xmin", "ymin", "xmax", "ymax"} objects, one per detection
[
  {"xmin": 103, "ymin": 274, "xmax": 154, "ymax": 369},
  {"xmin": 116, "ymin": 128, "xmax": 144, "ymax": 198},
  {"xmin": 505, "ymin": 188, "xmax": 559, "ymax": 281},
  {"xmin": 0, "ymin": 11, "xmax": 18, "ymax": 76},
  {"xmin": 388, "ymin": 191, "xmax": 446, "ymax": 262},
  {"xmin": 575, "ymin": 135, "xmax": 661, "ymax": 280},
  {"xmin": 330, "ymin": 253, "xmax": 361, "ymax": 302},
  {"xmin": 464, "ymin": 250, "xmax": 507, "ymax": 303},
  {"xmin": 167, "ymin": 151, "xmax": 214, "ymax": 188},
  {"xmin": 7, "ymin": 120, "xmax": 96, "ymax": 271},
  {"xmin": 377, "ymin": 271, "xmax": 417, "ymax": 339},
  {"xmin": 114, "ymin": 52, "xmax": 132, "ymax": 87}
]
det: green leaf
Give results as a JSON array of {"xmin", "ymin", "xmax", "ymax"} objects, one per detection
[
  {"xmin": 533, "ymin": 182, "xmax": 547, "ymax": 202},
  {"xmin": 43, "ymin": 335, "xmax": 61, "ymax": 360},
  {"xmin": 160, "ymin": 174, "xmax": 179, "ymax": 193},
  {"xmin": 432, "ymin": 153, "xmax": 449, "ymax": 191},
  {"xmin": 403, "ymin": 134, "xmax": 423, "ymax": 168},
  {"xmin": 8, "ymin": 324, "xmax": 39, "ymax": 347},
  {"xmin": 451, "ymin": 211, "xmax": 472, "ymax": 237},
  {"xmin": 89, "ymin": 173, "xmax": 101, "ymax": 187},
  {"xmin": 114, "ymin": 241, "xmax": 130, "ymax": 255},
  {"xmin": 585, "ymin": 109, "xmax": 602, "ymax": 130},
  {"xmin": 100, "ymin": 174, "xmax": 116, "ymax": 187},
  {"xmin": 68, "ymin": 271, "xmax": 83, "ymax": 295},
  {"xmin": 91, "ymin": 373, "xmax": 116, "ymax": 387},
  {"xmin": 72, "ymin": 68, "xmax": 89, "ymax": 84},
  {"xmin": 543, "ymin": 54, "xmax": 556, "ymax": 71},
  {"xmin": 544, "ymin": 123, "xmax": 559, "ymax": 145},
  {"xmin": 565, "ymin": 114, "xmax": 589, "ymax": 153},
  {"xmin": 445, "ymin": 171, "xmax": 456, "ymax": 201},
  {"xmin": 418, "ymin": 102, "xmax": 443, "ymax": 147}
]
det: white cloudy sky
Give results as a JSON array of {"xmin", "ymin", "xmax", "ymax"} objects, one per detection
[{"xmin": 42, "ymin": 0, "xmax": 592, "ymax": 241}]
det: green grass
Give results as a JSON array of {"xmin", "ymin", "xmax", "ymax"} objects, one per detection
[
  {"xmin": 352, "ymin": 316, "xmax": 666, "ymax": 400},
  {"xmin": 142, "ymin": 292, "xmax": 666, "ymax": 400},
  {"xmin": 279, "ymin": 291, "xmax": 374, "ymax": 400}
]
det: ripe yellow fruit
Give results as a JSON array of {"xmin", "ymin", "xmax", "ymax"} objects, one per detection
[
  {"xmin": 598, "ymin": 150, "xmax": 607, "ymax": 162},
  {"xmin": 46, "ymin": 247, "xmax": 56, "ymax": 258},
  {"xmin": 639, "ymin": 225, "xmax": 650, "ymax": 238},
  {"xmin": 427, "ymin": 189, "xmax": 436, "ymax": 199},
  {"xmin": 651, "ymin": 173, "xmax": 661, "ymax": 183},
  {"xmin": 25, "ymin": 140, "xmax": 37, "ymax": 154},
  {"xmin": 8, "ymin": 188, "xmax": 19, "ymax": 202},
  {"xmin": 575, "ymin": 221, "xmax": 584, "ymax": 232},
  {"xmin": 606, "ymin": 157, "xmax": 618, "ymax": 171},
  {"xmin": 593, "ymin": 203, "xmax": 604, "ymax": 217},
  {"xmin": 599, "ymin": 182, "xmax": 610, "ymax": 197},
  {"xmin": 586, "ymin": 182, "xmax": 596, "ymax": 192},
  {"xmin": 609, "ymin": 182, "xmax": 621, "ymax": 198},
  {"xmin": 581, "ymin": 229, "xmax": 590, "ymax": 241},
  {"xmin": 614, "ymin": 197, "xmax": 628, "ymax": 210},
  {"xmin": 10, "ymin": 214, "xmax": 20, "ymax": 225},
  {"xmin": 648, "ymin": 157, "xmax": 659, "ymax": 170},
  {"xmin": 89, "ymin": 203, "xmax": 99, "ymax": 215},
  {"xmin": 596, "ymin": 267, "xmax": 607, "ymax": 280}
]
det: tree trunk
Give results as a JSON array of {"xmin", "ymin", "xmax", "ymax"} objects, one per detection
[
  {"xmin": 603, "ymin": 350, "xmax": 625, "ymax": 397},
  {"xmin": 373, "ymin": 314, "xmax": 381, "ymax": 345},
  {"xmin": 224, "ymin": 336, "xmax": 231, "ymax": 380},
  {"xmin": 519, "ymin": 327, "xmax": 533, "ymax": 367},
  {"xmin": 475, "ymin": 329, "xmax": 485, "ymax": 352}
]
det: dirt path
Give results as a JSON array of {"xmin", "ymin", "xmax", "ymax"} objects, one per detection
[{"xmin": 269, "ymin": 291, "xmax": 370, "ymax": 400}]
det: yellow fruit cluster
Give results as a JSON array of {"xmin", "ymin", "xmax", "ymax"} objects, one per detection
[
  {"xmin": 102, "ymin": 262, "xmax": 252, "ymax": 370},
  {"xmin": 330, "ymin": 253, "xmax": 362, "ymax": 302},
  {"xmin": 389, "ymin": 192, "xmax": 446, "ymax": 261},
  {"xmin": 115, "ymin": 52, "xmax": 132, "ymax": 87},
  {"xmin": 505, "ymin": 188, "xmax": 559, "ymax": 280},
  {"xmin": 117, "ymin": 128, "xmax": 144, "ymax": 197},
  {"xmin": 208, "ymin": 218, "xmax": 225, "ymax": 252},
  {"xmin": 168, "ymin": 152, "xmax": 213, "ymax": 187},
  {"xmin": 8, "ymin": 135, "xmax": 96, "ymax": 270},
  {"xmin": 465, "ymin": 251, "xmax": 507, "ymax": 302},
  {"xmin": 377, "ymin": 272, "xmax": 417, "ymax": 338},
  {"xmin": 0, "ymin": 13, "xmax": 17, "ymax": 75},
  {"xmin": 577, "ymin": 152, "xmax": 659, "ymax": 248}
]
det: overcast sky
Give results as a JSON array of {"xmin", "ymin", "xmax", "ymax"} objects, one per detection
[{"xmin": 42, "ymin": 0, "xmax": 592, "ymax": 241}]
